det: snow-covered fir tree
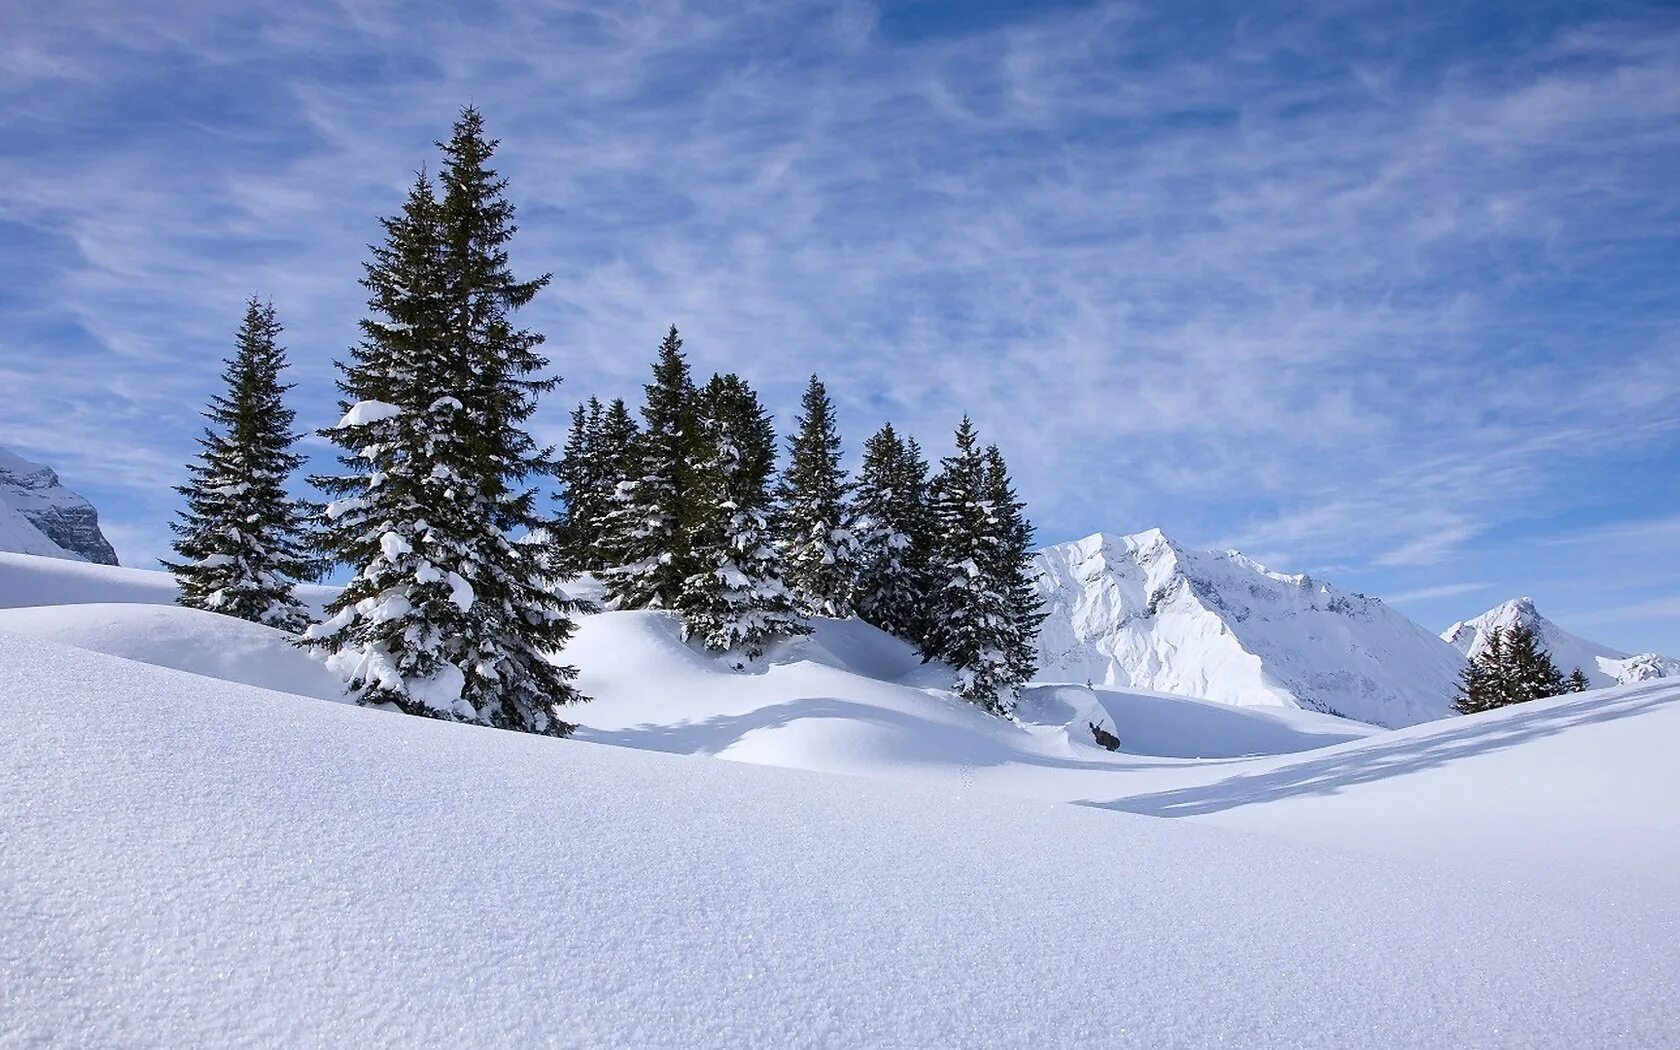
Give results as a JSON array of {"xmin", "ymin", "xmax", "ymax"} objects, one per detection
[
  {"xmin": 776, "ymin": 374, "xmax": 861, "ymax": 616},
  {"xmin": 307, "ymin": 109, "xmax": 585, "ymax": 735},
  {"xmin": 553, "ymin": 397, "xmax": 606, "ymax": 571},
  {"xmin": 921, "ymin": 417, "xmax": 1040, "ymax": 716},
  {"xmin": 679, "ymin": 373, "xmax": 807, "ymax": 659},
  {"xmin": 982, "ymin": 442, "xmax": 1046, "ymax": 688},
  {"xmin": 1567, "ymin": 667, "xmax": 1591, "ymax": 693},
  {"xmin": 600, "ymin": 326, "xmax": 697, "ymax": 609},
  {"xmin": 162, "ymin": 298, "xmax": 320, "ymax": 631},
  {"xmin": 853, "ymin": 422, "xmax": 932, "ymax": 643}
]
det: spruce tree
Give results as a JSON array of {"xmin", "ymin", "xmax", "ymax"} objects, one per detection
[
  {"xmin": 777, "ymin": 374, "xmax": 861, "ymax": 616},
  {"xmin": 1452, "ymin": 623, "xmax": 1570, "ymax": 714},
  {"xmin": 600, "ymin": 326, "xmax": 695, "ymax": 609},
  {"xmin": 922, "ymin": 416, "xmax": 1018, "ymax": 714},
  {"xmin": 983, "ymin": 442, "xmax": 1046, "ymax": 689},
  {"xmin": 163, "ymin": 297, "xmax": 319, "ymax": 632},
  {"xmin": 554, "ymin": 397, "xmax": 607, "ymax": 571},
  {"xmin": 308, "ymin": 109, "xmax": 585, "ymax": 735},
  {"xmin": 1567, "ymin": 667, "xmax": 1591, "ymax": 693},
  {"xmin": 680, "ymin": 373, "xmax": 807, "ymax": 658},
  {"xmin": 854, "ymin": 422, "xmax": 931, "ymax": 642}
]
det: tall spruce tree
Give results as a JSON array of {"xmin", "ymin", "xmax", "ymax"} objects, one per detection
[
  {"xmin": 854, "ymin": 422, "xmax": 932, "ymax": 642},
  {"xmin": 983, "ymin": 442, "xmax": 1046, "ymax": 688},
  {"xmin": 680, "ymin": 373, "xmax": 807, "ymax": 658},
  {"xmin": 308, "ymin": 109, "xmax": 585, "ymax": 735},
  {"xmin": 777, "ymin": 374, "xmax": 861, "ymax": 616},
  {"xmin": 921, "ymin": 416, "xmax": 1018, "ymax": 714},
  {"xmin": 600, "ymin": 326, "xmax": 696, "ymax": 609},
  {"xmin": 163, "ymin": 297, "xmax": 319, "ymax": 631}
]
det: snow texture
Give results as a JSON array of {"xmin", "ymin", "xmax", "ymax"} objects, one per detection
[
  {"xmin": 1033, "ymin": 529, "xmax": 1467, "ymax": 727},
  {"xmin": 0, "ymin": 445, "xmax": 118, "ymax": 564},
  {"xmin": 0, "ymin": 550, "xmax": 337, "ymax": 615},
  {"xmin": 4, "ymin": 627, "xmax": 1678, "ymax": 1047},
  {"xmin": 1443, "ymin": 596, "xmax": 1680, "ymax": 688}
]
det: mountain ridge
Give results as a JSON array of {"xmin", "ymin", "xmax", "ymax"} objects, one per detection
[
  {"xmin": 1442, "ymin": 596, "xmax": 1678, "ymax": 688},
  {"xmin": 0, "ymin": 446, "xmax": 119, "ymax": 565}
]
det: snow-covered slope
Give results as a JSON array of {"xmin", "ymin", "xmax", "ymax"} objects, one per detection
[
  {"xmin": 0, "ymin": 446, "xmax": 118, "ymax": 564},
  {"xmin": 1443, "ymin": 596, "xmax": 1679, "ymax": 688},
  {"xmin": 1033, "ymin": 530, "xmax": 1466, "ymax": 728},
  {"xmin": 5, "ymin": 629, "xmax": 1677, "ymax": 1046},
  {"xmin": 0, "ymin": 549, "xmax": 338, "ymax": 613},
  {"xmin": 0, "ymin": 602, "xmax": 346, "ymax": 701}
]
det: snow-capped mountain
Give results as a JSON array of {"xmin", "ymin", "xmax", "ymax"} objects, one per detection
[
  {"xmin": 1032, "ymin": 529, "xmax": 1466, "ymax": 728},
  {"xmin": 1442, "ymin": 597, "xmax": 1678, "ymax": 688},
  {"xmin": 0, "ymin": 446, "xmax": 119, "ymax": 565}
]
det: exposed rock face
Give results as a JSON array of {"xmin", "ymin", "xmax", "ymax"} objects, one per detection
[
  {"xmin": 0, "ymin": 447, "xmax": 119, "ymax": 565},
  {"xmin": 1032, "ymin": 529, "xmax": 1465, "ymax": 728},
  {"xmin": 1443, "ymin": 597, "xmax": 1678, "ymax": 689}
]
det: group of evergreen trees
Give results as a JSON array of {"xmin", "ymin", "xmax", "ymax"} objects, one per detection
[
  {"xmin": 554, "ymin": 335, "xmax": 1045, "ymax": 712},
  {"xmin": 163, "ymin": 106, "xmax": 1046, "ymax": 734},
  {"xmin": 1453, "ymin": 624, "xmax": 1589, "ymax": 714}
]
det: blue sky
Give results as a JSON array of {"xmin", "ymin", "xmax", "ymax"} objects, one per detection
[{"xmin": 3, "ymin": 0, "xmax": 1678, "ymax": 652}]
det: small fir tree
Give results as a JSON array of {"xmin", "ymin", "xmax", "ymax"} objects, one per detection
[
  {"xmin": 1567, "ymin": 667, "xmax": 1591, "ymax": 693},
  {"xmin": 777, "ymin": 374, "xmax": 861, "ymax": 616},
  {"xmin": 600, "ymin": 326, "xmax": 696, "ymax": 609},
  {"xmin": 553, "ymin": 397, "xmax": 608, "ymax": 571},
  {"xmin": 163, "ymin": 298, "xmax": 320, "ymax": 631},
  {"xmin": 679, "ymin": 373, "xmax": 807, "ymax": 658},
  {"xmin": 854, "ymin": 422, "xmax": 932, "ymax": 642},
  {"xmin": 1452, "ymin": 623, "xmax": 1569, "ymax": 714}
]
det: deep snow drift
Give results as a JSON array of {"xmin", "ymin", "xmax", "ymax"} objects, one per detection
[
  {"xmin": 4, "ymin": 629, "xmax": 1677, "ymax": 1047},
  {"xmin": 1444, "ymin": 595, "xmax": 1679, "ymax": 687},
  {"xmin": 0, "ymin": 445, "xmax": 118, "ymax": 564},
  {"xmin": 1033, "ymin": 530, "xmax": 1465, "ymax": 727},
  {"xmin": 0, "ymin": 549, "xmax": 337, "ymax": 614}
]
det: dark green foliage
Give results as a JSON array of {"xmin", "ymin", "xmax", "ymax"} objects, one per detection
[
  {"xmin": 163, "ymin": 298, "xmax": 320, "ymax": 631},
  {"xmin": 679, "ymin": 373, "xmax": 807, "ymax": 658},
  {"xmin": 1453, "ymin": 624, "xmax": 1569, "ymax": 714},
  {"xmin": 1567, "ymin": 667, "xmax": 1591, "ymax": 693},
  {"xmin": 854, "ymin": 423, "xmax": 933, "ymax": 643},
  {"xmin": 921, "ymin": 417, "xmax": 1042, "ymax": 715},
  {"xmin": 600, "ymin": 326, "xmax": 697, "ymax": 609},
  {"xmin": 983, "ymin": 442, "xmax": 1047, "ymax": 688},
  {"xmin": 777, "ymin": 374, "xmax": 861, "ymax": 616},
  {"xmin": 308, "ymin": 109, "xmax": 585, "ymax": 735}
]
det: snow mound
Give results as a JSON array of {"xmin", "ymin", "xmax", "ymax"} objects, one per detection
[
  {"xmin": 0, "ymin": 602, "xmax": 346, "ymax": 701},
  {"xmin": 0, "ymin": 549, "xmax": 338, "ymax": 614},
  {"xmin": 1033, "ymin": 529, "xmax": 1466, "ymax": 728},
  {"xmin": 571, "ymin": 610, "xmax": 1373, "ymax": 782},
  {"xmin": 0, "ymin": 445, "xmax": 118, "ymax": 563},
  {"xmin": 5, "ymin": 630, "xmax": 1677, "ymax": 1046},
  {"xmin": 1443, "ymin": 596, "xmax": 1680, "ymax": 688}
]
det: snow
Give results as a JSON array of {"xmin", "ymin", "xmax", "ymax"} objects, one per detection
[
  {"xmin": 333, "ymin": 399, "xmax": 405, "ymax": 428},
  {"xmin": 0, "ymin": 501, "xmax": 76, "ymax": 561},
  {"xmin": 4, "ymin": 629, "xmax": 1678, "ymax": 1046},
  {"xmin": 3, "ymin": 545, "xmax": 1679, "ymax": 1044},
  {"xmin": 1033, "ymin": 529, "xmax": 1467, "ymax": 727},
  {"xmin": 0, "ymin": 602, "xmax": 346, "ymax": 701},
  {"xmin": 1443, "ymin": 596, "xmax": 1680, "ymax": 688},
  {"xmin": 0, "ymin": 550, "xmax": 338, "ymax": 615}
]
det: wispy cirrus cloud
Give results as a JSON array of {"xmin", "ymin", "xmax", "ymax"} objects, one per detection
[{"xmin": 2, "ymin": 0, "xmax": 1678, "ymax": 648}]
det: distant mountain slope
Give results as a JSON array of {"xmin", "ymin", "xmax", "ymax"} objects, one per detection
[
  {"xmin": 0, "ymin": 446, "xmax": 118, "ymax": 564},
  {"xmin": 1443, "ymin": 597, "xmax": 1679, "ymax": 688},
  {"xmin": 1032, "ymin": 529, "xmax": 1466, "ymax": 728}
]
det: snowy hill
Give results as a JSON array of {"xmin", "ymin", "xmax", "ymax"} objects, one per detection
[
  {"xmin": 0, "ymin": 446, "xmax": 118, "ymax": 564},
  {"xmin": 0, "ymin": 548, "xmax": 338, "ymax": 613},
  {"xmin": 1443, "ymin": 596, "xmax": 1679, "ymax": 688},
  {"xmin": 4, "ymin": 628, "xmax": 1678, "ymax": 1046},
  {"xmin": 1032, "ymin": 529, "xmax": 1466, "ymax": 728}
]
